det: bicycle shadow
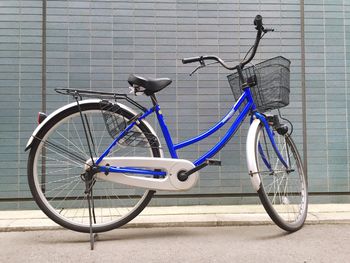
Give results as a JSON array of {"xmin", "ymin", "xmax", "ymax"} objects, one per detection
[
  {"xmin": 253, "ymin": 226, "xmax": 301, "ymax": 241},
  {"xmin": 38, "ymin": 225, "xmax": 297, "ymax": 247},
  {"xmin": 40, "ymin": 227, "xmax": 199, "ymax": 245},
  {"xmin": 255, "ymin": 231, "xmax": 290, "ymax": 240},
  {"xmin": 99, "ymin": 227, "xmax": 197, "ymax": 242}
]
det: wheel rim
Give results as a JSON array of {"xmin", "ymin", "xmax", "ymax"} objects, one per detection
[
  {"xmin": 256, "ymin": 127, "xmax": 307, "ymax": 226},
  {"xmin": 31, "ymin": 108, "xmax": 158, "ymax": 230}
]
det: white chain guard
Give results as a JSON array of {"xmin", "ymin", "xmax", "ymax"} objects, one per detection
[{"xmin": 93, "ymin": 157, "xmax": 199, "ymax": 191}]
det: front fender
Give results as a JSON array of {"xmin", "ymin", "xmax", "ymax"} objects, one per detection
[
  {"xmin": 246, "ymin": 118, "xmax": 262, "ymax": 191},
  {"xmin": 25, "ymin": 99, "xmax": 163, "ymax": 157}
]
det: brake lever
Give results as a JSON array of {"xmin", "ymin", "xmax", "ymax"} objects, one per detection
[
  {"xmin": 263, "ymin": 27, "xmax": 274, "ymax": 33},
  {"xmin": 189, "ymin": 60, "xmax": 206, "ymax": 76}
]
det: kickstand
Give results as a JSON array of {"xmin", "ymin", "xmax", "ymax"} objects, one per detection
[{"xmin": 87, "ymin": 189, "xmax": 98, "ymax": 250}]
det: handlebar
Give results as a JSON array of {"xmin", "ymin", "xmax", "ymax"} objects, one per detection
[
  {"xmin": 240, "ymin": 15, "xmax": 263, "ymax": 68},
  {"xmin": 182, "ymin": 55, "xmax": 235, "ymax": 70},
  {"xmin": 182, "ymin": 15, "xmax": 271, "ymax": 72},
  {"xmin": 182, "ymin": 56, "xmax": 204, "ymax": 65},
  {"xmin": 254, "ymin": 14, "xmax": 263, "ymax": 30}
]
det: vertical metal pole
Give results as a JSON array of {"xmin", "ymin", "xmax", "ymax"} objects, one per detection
[
  {"xmin": 41, "ymin": 0, "xmax": 47, "ymax": 192},
  {"xmin": 300, "ymin": 0, "xmax": 308, "ymax": 179},
  {"xmin": 42, "ymin": 0, "xmax": 46, "ymax": 113}
]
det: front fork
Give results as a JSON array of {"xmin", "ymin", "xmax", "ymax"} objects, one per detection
[{"xmin": 252, "ymin": 112, "xmax": 290, "ymax": 170}]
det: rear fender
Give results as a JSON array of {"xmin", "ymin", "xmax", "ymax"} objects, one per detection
[{"xmin": 24, "ymin": 99, "xmax": 163, "ymax": 157}]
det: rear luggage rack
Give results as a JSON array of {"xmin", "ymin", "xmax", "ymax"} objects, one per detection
[{"xmin": 55, "ymin": 88, "xmax": 147, "ymax": 112}]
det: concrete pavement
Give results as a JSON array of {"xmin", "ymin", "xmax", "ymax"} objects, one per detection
[
  {"xmin": 0, "ymin": 204, "xmax": 349, "ymax": 232},
  {"xmin": 1, "ymin": 225, "xmax": 350, "ymax": 262}
]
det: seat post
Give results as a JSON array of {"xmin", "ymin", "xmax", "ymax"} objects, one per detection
[
  {"xmin": 150, "ymin": 94, "xmax": 158, "ymax": 107},
  {"xmin": 150, "ymin": 93, "xmax": 178, "ymax": 158}
]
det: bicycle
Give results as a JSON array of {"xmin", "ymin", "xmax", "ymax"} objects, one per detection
[{"xmin": 25, "ymin": 15, "xmax": 308, "ymax": 243}]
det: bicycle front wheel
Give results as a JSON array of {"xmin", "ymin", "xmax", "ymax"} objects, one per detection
[
  {"xmin": 27, "ymin": 101, "xmax": 161, "ymax": 233},
  {"xmin": 248, "ymin": 121, "xmax": 308, "ymax": 232}
]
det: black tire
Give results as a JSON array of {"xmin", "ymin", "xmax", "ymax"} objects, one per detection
[
  {"xmin": 254, "ymin": 123, "xmax": 308, "ymax": 232},
  {"xmin": 27, "ymin": 101, "xmax": 161, "ymax": 233}
]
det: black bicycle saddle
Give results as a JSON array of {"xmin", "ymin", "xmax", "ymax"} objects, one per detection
[{"xmin": 128, "ymin": 74, "xmax": 172, "ymax": 96}]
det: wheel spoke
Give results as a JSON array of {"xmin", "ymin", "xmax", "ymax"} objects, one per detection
[
  {"xmin": 42, "ymin": 139, "xmax": 87, "ymax": 165},
  {"xmin": 55, "ymin": 130, "xmax": 89, "ymax": 159}
]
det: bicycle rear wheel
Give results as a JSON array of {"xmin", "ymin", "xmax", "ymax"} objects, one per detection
[
  {"xmin": 248, "ymin": 121, "xmax": 308, "ymax": 232},
  {"xmin": 27, "ymin": 101, "xmax": 161, "ymax": 233}
]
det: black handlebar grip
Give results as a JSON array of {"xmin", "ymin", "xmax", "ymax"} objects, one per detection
[
  {"xmin": 254, "ymin": 15, "xmax": 263, "ymax": 29},
  {"xmin": 182, "ymin": 56, "xmax": 202, "ymax": 64}
]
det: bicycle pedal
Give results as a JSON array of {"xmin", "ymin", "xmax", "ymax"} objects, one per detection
[{"xmin": 206, "ymin": 159, "xmax": 221, "ymax": 166}]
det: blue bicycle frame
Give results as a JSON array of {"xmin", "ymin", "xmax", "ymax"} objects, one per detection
[{"xmin": 96, "ymin": 86, "xmax": 289, "ymax": 177}]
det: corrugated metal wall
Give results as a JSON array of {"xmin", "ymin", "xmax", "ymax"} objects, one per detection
[
  {"xmin": 305, "ymin": 0, "xmax": 350, "ymax": 202},
  {"xmin": 0, "ymin": 0, "xmax": 42, "ymax": 209},
  {"xmin": 0, "ymin": 0, "xmax": 349, "ymax": 209}
]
